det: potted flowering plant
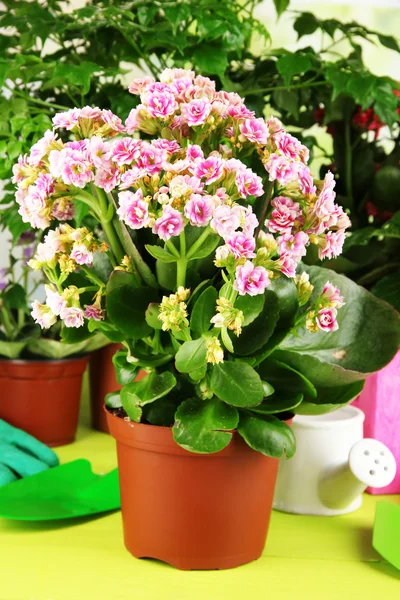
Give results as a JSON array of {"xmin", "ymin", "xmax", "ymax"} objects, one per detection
[
  {"xmin": 0, "ymin": 229, "xmax": 108, "ymax": 446},
  {"xmin": 14, "ymin": 69, "xmax": 400, "ymax": 569}
]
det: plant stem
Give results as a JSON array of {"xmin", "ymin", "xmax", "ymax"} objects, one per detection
[
  {"xmin": 356, "ymin": 262, "xmax": 400, "ymax": 287},
  {"xmin": 186, "ymin": 226, "xmax": 211, "ymax": 260},
  {"xmin": 12, "ymin": 89, "xmax": 69, "ymax": 111},
  {"xmin": 81, "ymin": 266, "xmax": 106, "ymax": 288},
  {"xmin": 1, "ymin": 307, "xmax": 14, "ymax": 339},
  {"xmin": 244, "ymin": 80, "xmax": 326, "ymax": 96},
  {"xmin": 176, "ymin": 259, "xmax": 187, "ymax": 288},
  {"xmin": 165, "ymin": 240, "xmax": 180, "ymax": 258},
  {"xmin": 92, "ymin": 188, "xmax": 125, "ymax": 264},
  {"xmin": 255, "ymin": 180, "xmax": 274, "ymax": 239}
]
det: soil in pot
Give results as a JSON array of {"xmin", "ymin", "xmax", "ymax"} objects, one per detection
[
  {"xmin": 0, "ymin": 356, "xmax": 88, "ymax": 447},
  {"xmin": 106, "ymin": 407, "xmax": 280, "ymax": 570}
]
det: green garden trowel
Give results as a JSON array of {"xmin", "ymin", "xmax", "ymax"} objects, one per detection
[{"xmin": 0, "ymin": 459, "xmax": 120, "ymax": 520}]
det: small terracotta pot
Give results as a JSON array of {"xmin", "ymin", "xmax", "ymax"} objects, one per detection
[
  {"xmin": 89, "ymin": 344, "xmax": 146, "ymax": 433},
  {"xmin": 0, "ymin": 356, "xmax": 88, "ymax": 447},
  {"xmin": 89, "ymin": 344, "xmax": 122, "ymax": 433},
  {"xmin": 106, "ymin": 408, "xmax": 280, "ymax": 570}
]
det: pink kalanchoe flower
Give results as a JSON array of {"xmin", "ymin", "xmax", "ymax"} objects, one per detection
[
  {"xmin": 31, "ymin": 300, "xmax": 57, "ymax": 329},
  {"xmin": 227, "ymin": 105, "xmax": 255, "ymax": 120},
  {"xmin": 210, "ymin": 204, "xmax": 242, "ymax": 239},
  {"xmin": 318, "ymin": 230, "xmax": 346, "ymax": 260},
  {"xmin": 125, "ymin": 109, "xmax": 139, "ymax": 135},
  {"xmin": 186, "ymin": 144, "xmax": 204, "ymax": 162},
  {"xmin": 101, "ymin": 110, "xmax": 124, "ymax": 133},
  {"xmin": 277, "ymin": 231, "xmax": 309, "ymax": 260},
  {"xmin": 170, "ymin": 77, "xmax": 194, "ymax": 99},
  {"xmin": 314, "ymin": 171, "xmax": 336, "ymax": 221},
  {"xmin": 29, "ymin": 130, "xmax": 59, "ymax": 166},
  {"xmin": 239, "ymin": 118, "xmax": 269, "ymax": 145},
  {"xmin": 119, "ymin": 167, "xmax": 146, "ymax": 189},
  {"xmin": 60, "ymin": 306, "xmax": 85, "ymax": 328},
  {"xmin": 277, "ymin": 251, "xmax": 297, "ymax": 278},
  {"xmin": 128, "ymin": 76, "xmax": 155, "ymax": 95},
  {"xmin": 332, "ymin": 205, "xmax": 351, "ymax": 230},
  {"xmin": 224, "ymin": 158, "xmax": 247, "ymax": 173},
  {"xmin": 111, "ymin": 137, "xmax": 141, "ymax": 165},
  {"xmin": 70, "ymin": 244, "xmax": 93, "ymax": 266},
  {"xmin": 136, "ymin": 142, "xmax": 164, "ymax": 174},
  {"xmin": 89, "ymin": 136, "xmax": 111, "ymax": 169},
  {"xmin": 214, "ymin": 187, "xmax": 229, "ymax": 204},
  {"xmin": 191, "ymin": 156, "xmax": 224, "ymax": 184},
  {"xmin": 153, "ymin": 205, "xmax": 184, "ymax": 241},
  {"xmin": 51, "ymin": 200, "xmax": 75, "ymax": 221},
  {"xmin": 35, "ymin": 173, "xmax": 55, "ymax": 196},
  {"xmin": 181, "ymin": 99, "xmax": 212, "ymax": 126},
  {"xmin": 12, "ymin": 154, "xmax": 30, "ymax": 185},
  {"xmin": 234, "ymin": 261, "xmax": 270, "ymax": 296},
  {"xmin": 275, "ymin": 132, "xmax": 302, "ymax": 160},
  {"xmin": 226, "ymin": 233, "xmax": 256, "ymax": 259},
  {"xmin": 152, "ymin": 139, "xmax": 180, "ymax": 154},
  {"xmin": 142, "ymin": 90, "xmax": 178, "ymax": 119},
  {"xmin": 316, "ymin": 307, "xmax": 339, "ymax": 332},
  {"xmin": 184, "ymin": 194, "xmax": 214, "ymax": 227},
  {"xmin": 266, "ymin": 196, "xmax": 302, "ymax": 234},
  {"xmin": 84, "ymin": 305, "xmax": 105, "ymax": 321},
  {"xmin": 265, "ymin": 154, "xmax": 299, "ymax": 186},
  {"xmin": 45, "ymin": 286, "xmax": 66, "ymax": 316},
  {"xmin": 298, "ymin": 165, "xmax": 316, "ymax": 195},
  {"xmin": 117, "ymin": 189, "xmax": 150, "ymax": 230},
  {"xmin": 61, "ymin": 150, "xmax": 94, "ymax": 188},
  {"xmin": 52, "ymin": 108, "xmax": 80, "ymax": 130},
  {"xmin": 161, "ymin": 68, "xmax": 195, "ymax": 83},
  {"xmin": 236, "ymin": 168, "xmax": 264, "ymax": 199},
  {"xmin": 267, "ymin": 116, "xmax": 284, "ymax": 135},
  {"xmin": 241, "ymin": 206, "xmax": 259, "ymax": 237},
  {"xmin": 94, "ymin": 166, "xmax": 120, "ymax": 193},
  {"xmin": 79, "ymin": 106, "xmax": 102, "ymax": 120},
  {"xmin": 322, "ymin": 281, "xmax": 345, "ymax": 308}
]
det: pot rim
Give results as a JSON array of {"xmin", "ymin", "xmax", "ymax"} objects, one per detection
[
  {"xmin": 293, "ymin": 405, "xmax": 365, "ymax": 430},
  {"xmin": 0, "ymin": 355, "xmax": 89, "ymax": 365}
]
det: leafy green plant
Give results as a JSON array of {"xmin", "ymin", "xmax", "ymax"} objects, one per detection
[
  {"xmin": 231, "ymin": 12, "xmax": 400, "ymax": 308},
  {"xmin": 13, "ymin": 68, "xmax": 400, "ymax": 456}
]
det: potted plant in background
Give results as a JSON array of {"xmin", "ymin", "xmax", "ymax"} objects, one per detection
[
  {"xmin": 0, "ymin": 0, "xmax": 266, "ymax": 431},
  {"xmin": 0, "ymin": 229, "xmax": 108, "ymax": 446},
  {"xmin": 14, "ymin": 68, "xmax": 400, "ymax": 568}
]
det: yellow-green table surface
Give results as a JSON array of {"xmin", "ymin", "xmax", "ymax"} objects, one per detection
[{"xmin": 1, "ymin": 421, "xmax": 399, "ymax": 600}]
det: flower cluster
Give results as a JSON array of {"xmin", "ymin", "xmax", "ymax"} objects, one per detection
[
  {"xmin": 28, "ymin": 224, "xmax": 108, "ymax": 276},
  {"xmin": 158, "ymin": 287, "xmax": 190, "ymax": 333},
  {"xmin": 305, "ymin": 281, "xmax": 345, "ymax": 333}
]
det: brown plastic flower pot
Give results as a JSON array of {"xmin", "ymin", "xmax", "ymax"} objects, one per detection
[
  {"xmin": 89, "ymin": 344, "xmax": 146, "ymax": 433},
  {"xmin": 0, "ymin": 356, "xmax": 88, "ymax": 447},
  {"xmin": 106, "ymin": 407, "xmax": 281, "ymax": 570}
]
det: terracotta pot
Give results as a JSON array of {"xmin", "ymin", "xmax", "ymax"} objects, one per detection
[
  {"xmin": 0, "ymin": 356, "xmax": 88, "ymax": 447},
  {"xmin": 89, "ymin": 344, "xmax": 122, "ymax": 433},
  {"xmin": 89, "ymin": 344, "xmax": 146, "ymax": 433},
  {"xmin": 106, "ymin": 408, "xmax": 280, "ymax": 570}
]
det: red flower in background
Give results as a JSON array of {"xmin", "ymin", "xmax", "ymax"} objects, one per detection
[{"xmin": 352, "ymin": 107, "xmax": 385, "ymax": 139}]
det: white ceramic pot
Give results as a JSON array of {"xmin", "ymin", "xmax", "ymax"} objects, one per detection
[{"xmin": 273, "ymin": 406, "xmax": 396, "ymax": 516}]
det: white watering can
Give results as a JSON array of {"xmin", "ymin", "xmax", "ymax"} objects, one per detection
[{"xmin": 273, "ymin": 406, "xmax": 397, "ymax": 516}]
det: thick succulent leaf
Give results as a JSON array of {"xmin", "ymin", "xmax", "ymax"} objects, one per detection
[
  {"xmin": 121, "ymin": 371, "xmax": 177, "ymax": 422},
  {"xmin": 190, "ymin": 286, "xmax": 218, "ymax": 337},
  {"xmin": 172, "ymin": 397, "xmax": 239, "ymax": 453},
  {"xmin": 112, "ymin": 350, "xmax": 139, "ymax": 385},
  {"xmin": 232, "ymin": 290, "xmax": 279, "ymax": 355},
  {"xmin": 0, "ymin": 340, "xmax": 29, "ymax": 359},
  {"xmin": 106, "ymin": 285, "xmax": 159, "ymax": 339},
  {"xmin": 237, "ymin": 413, "xmax": 296, "ymax": 458},
  {"xmin": 175, "ymin": 338, "xmax": 207, "ymax": 373},
  {"xmin": 275, "ymin": 266, "xmax": 400, "ymax": 387},
  {"xmin": 267, "ymin": 276, "xmax": 299, "ymax": 329},
  {"xmin": 257, "ymin": 358, "xmax": 317, "ymax": 401},
  {"xmin": 249, "ymin": 392, "xmax": 303, "ymax": 415},
  {"xmin": 234, "ymin": 293, "xmax": 265, "ymax": 326},
  {"xmin": 105, "ymin": 391, "xmax": 122, "ymax": 409},
  {"xmin": 293, "ymin": 380, "xmax": 365, "ymax": 414},
  {"xmin": 210, "ymin": 361, "xmax": 264, "ymax": 407}
]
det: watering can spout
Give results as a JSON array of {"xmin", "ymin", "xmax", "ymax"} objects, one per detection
[{"xmin": 318, "ymin": 439, "xmax": 396, "ymax": 511}]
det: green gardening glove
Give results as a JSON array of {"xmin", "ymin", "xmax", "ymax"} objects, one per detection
[{"xmin": 0, "ymin": 420, "xmax": 59, "ymax": 487}]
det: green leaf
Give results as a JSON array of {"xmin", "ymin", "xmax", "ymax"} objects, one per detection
[
  {"xmin": 106, "ymin": 269, "xmax": 142, "ymax": 293},
  {"xmin": 145, "ymin": 303, "xmax": 163, "ymax": 330},
  {"xmin": 273, "ymin": 0, "xmax": 290, "ymax": 18},
  {"xmin": 267, "ymin": 276, "xmax": 299, "ymax": 329},
  {"xmin": 238, "ymin": 413, "xmax": 295, "ymax": 458},
  {"xmin": 3, "ymin": 283, "xmax": 26, "ymax": 310},
  {"xmin": 292, "ymin": 380, "xmax": 365, "ymax": 415},
  {"xmin": 0, "ymin": 339, "xmax": 29, "ymax": 359},
  {"xmin": 121, "ymin": 371, "xmax": 177, "ymax": 422},
  {"xmin": 192, "ymin": 44, "xmax": 228, "ymax": 77},
  {"xmin": 273, "ymin": 89, "xmax": 299, "ymax": 119},
  {"xmin": 258, "ymin": 358, "xmax": 317, "ymax": 401},
  {"xmin": 106, "ymin": 285, "xmax": 159, "ymax": 339},
  {"xmin": 145, "ymin": 244, "xmax": 177, "ymax": 263},
  {"xmin": 61, "ymin": 322, "xmax": 91, "ymax": 344},
  {"xmin": 210, "ymin": 362, "xmax": 263, "ymax": 407},
  {"xmin": 262, "ymin": 381, "xmax": 275, "ymax": 397},
  {"xmin": 173, "ymin": 397, "xmax": 238, "ymax": 453},
  {"xmin": 187, "ymin": 234, "xmax": 220, "ymax": 261},
  {"xmin": 250, "ymin": 392, "xmax": 303, "ymax": 415},
  {"xmin": 7, "ymin": 140, "xmax": 22, "ymax": 160},
  {"xmin": 112, "ymin": 350, "xmax": 139, "ymax": 385},
  {"xmin": 190, "ymin": 286, "xmax": 218, "ymax": 337},
  {"xmin": 293, "ymin": 12, "xmax": 319, "ymax": 38},
  {"xmin": 234, "ymin": 294, "xmax": 264, "ymax": 326},
  {"xmin": 377, "ymin": 34, "xmax": 400, "ymax": 52},
  {"xmin": 276, "ymin": 53, "xmax": 312, "ymax": 87},
  {"xmin": 275, "ymin": 266, "xmax": 400, "ymax": 387},
  {"xmin": 73, "ymin": 199, "xmax": 90, "ymax": 227},
  {"xmin": 233, "ymin": 290, "xmax": 279, "ymax": 355},
  {"xmin": 371, "ymin": 274, "xmax": 400, "ymax": 312},
  {"xmin": 175, "ymin": 338, "xmax": 207, "ymax": 373},
  {"xmin": 105, "ymin": 391, "xmax": 122, "ymax": 409}
]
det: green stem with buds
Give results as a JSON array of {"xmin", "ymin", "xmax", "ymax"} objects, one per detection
[{"xmin": 176, "ymin": 231, "xmax": 187, "ymax": 288}]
